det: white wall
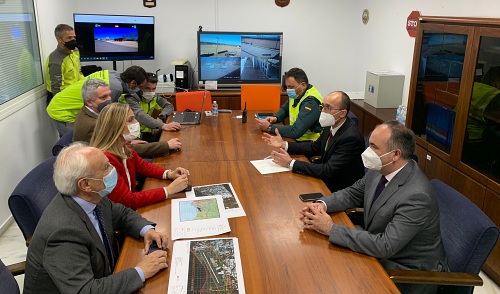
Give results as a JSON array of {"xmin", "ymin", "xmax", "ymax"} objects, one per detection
[{"xmin": 2, "ymin": 0, "xmax": 500, "ymax": 232}]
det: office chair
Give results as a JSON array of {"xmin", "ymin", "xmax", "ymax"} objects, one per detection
[
  {"xmin": 387, "ymin": 179, "xmax": 499, "ymax": 293},
  {"xmin": 8, "ymin": 156, "xmax": 58, "ymax": 245},
  {"xmin": 347, "ymin": 111, "xmax": 359, "ymax": 126},
  {"xmin": 241, "ymin": 84, "xmax": 281, "ymax": 113},
  {"xmin": 175, "ymin": 91, "xmax": 212, "ymax": 112},
  {"xmin": 0, "ymin": 259, "xmax": 21, "ymax": 294},
  {"xmin": 51, "ymin": 129, "xmax": 73, "ymax": 156}
]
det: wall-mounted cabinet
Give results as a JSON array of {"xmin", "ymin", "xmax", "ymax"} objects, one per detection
[{"xmin": 407, "ymin": 16, "xmax": 500, "ymax": 284}]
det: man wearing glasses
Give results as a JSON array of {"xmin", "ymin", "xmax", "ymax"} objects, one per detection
[
  {"xmin": 256, "ymin": 67, "xmax": 323, "ymax": 141},
  {"xmin": 262, "ymin": 91, "xmax": 365, "ymax": 192}
]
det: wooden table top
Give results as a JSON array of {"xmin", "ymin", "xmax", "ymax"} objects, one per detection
[{"xmin": 114, "ymin": 111, "xmax": 400, "ymax": 293}]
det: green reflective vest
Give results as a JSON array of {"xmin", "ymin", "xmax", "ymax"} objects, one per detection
[{"xmin": 289, "ymin": 87, "xmax": 323, "ymax": 141}]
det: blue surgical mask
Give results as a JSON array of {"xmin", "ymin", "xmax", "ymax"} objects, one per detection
[
  {"xmin": 128, "ymin": 87, "xmax": 140, "ymax": 94},
  {"xmin": 89, "ymin": 167, "xmax": 118, "ymax": 197},
  {"xmin": 287, "ymin": 88, "xmax": 298, "ymax": 99}
]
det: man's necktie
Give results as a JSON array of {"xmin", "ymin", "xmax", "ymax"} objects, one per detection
[
  {"xmin": 370, "ymin": 176, "xmax": 388, "ymax": 209},
  {"xmin": 94, "ymin": 205, "xmax": 115, "ymax": 271},
  {"xmin": 325, "ymin": 132, "xmax": 333, "ymax": 151}
]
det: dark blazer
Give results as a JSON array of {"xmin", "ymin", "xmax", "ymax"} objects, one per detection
[
  {"xmin": 321, "ymin": 160, "xmax": 448, "ymax": 272},
  {"xmin": 72, "ymin": 106, "xmax": 170, "ymax": 158},
  {"xmin": 287, "ymin": 117, "xmax": 365, "ymax": 192},
  {"xmin": 24, "ymin": 193, "xmax": 154, "ymax": 294}
]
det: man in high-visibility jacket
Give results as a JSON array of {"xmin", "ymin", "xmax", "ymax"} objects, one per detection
[
  {"xmin": 47, "ymin": 65, "xmax": 147, "ymax": 137},
  {"xmin": 121, "ymin": 72, "xmax": 181, "ymax": 143},
  {"xmin": 256, "ymin": 67, "xmax": 323, "ymax": 141},
  {"xmin": 45, "ymin": 24, "xmax": 84, "ymax": 105}
]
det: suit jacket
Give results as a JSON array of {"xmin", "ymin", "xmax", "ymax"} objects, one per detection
[
  {"xmin": 106, "ymin": 150, "xmax": 168, "ymax": 209},
  {"xmin": 320, "ymin": 160, "xmax": 448, "ymax": 273},
  {"xmin": 287, "ymin": 117, "xmax": 365, "ymax": 192},
  {"xmin": 72, "ymin": 106, "xmax": 170, "ymax": 158},
  {"xmin": 24, "ymin": 193, "xmax": 154, "ymax": 294}
]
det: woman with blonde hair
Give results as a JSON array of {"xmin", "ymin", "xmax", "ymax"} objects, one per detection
[{"xmin": 90, "ymin": 102, "xmax": 189, "ymax": 209}]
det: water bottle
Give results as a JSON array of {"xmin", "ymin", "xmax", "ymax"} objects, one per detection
[
  {"xmin": 396, "ymin": 105, "xmax": 402, "ymax": 123},
  {"xmin": 212, "ymin": 100, "xmax": 218, "ymax": 116},
  {"xmin": 401, "ymin": 105, "xmax": 407, "ymax": 125}
]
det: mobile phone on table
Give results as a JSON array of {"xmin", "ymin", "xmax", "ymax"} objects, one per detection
[
  {"xmin": 148, "ymin": 243, "xmax": 163, "ymax": 254},
  {"xmin": 255, "ymin": 113, "xmax": 273, "ymax": 119},
  {"xmin": 299, "ymin": 192, "xmax": 323, "ymax": 202}
]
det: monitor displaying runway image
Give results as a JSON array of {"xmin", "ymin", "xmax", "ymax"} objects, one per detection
[{"xmin": 94, "ymin": 27, "xmax": 138, "ymax": 53}]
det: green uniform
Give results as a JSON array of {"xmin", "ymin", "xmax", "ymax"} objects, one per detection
[
  {"xmin": 272, "ymin": 85, "xmax": 323, "ymax": 141},
  {"xmin": 47, "ymin": 70, "xmax": 124, "ymax": 123},
  {"xmin": 45, "ymin": 47, "xmax": 84, "ymax": 95}
]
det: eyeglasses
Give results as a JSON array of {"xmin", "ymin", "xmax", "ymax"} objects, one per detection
[{"xmin": 319, "ymin": 104, "xmax": 344, "ymax": 112}]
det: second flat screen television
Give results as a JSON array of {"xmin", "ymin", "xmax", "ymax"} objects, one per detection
[
  {"xmin": 197, "ymin": 31, "xmax": 283, "ymax": 88},
  {"xmin": 73, "ymin": 14, "xmax": 154, "ymax": 61}
]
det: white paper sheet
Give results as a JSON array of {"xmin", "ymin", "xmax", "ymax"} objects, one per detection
[
  {"xmin": 171, "ymin": 195, "xmax": 230, "ymax": 240},
  {"xmin": 344, "ymin": 91, "xmax": 365, "ymax": 100},
  {"xmin": 185, "ymin": 183, "xmax": 246, "ymax": 218},
  {"xmin": 250, "ymin": 158, "xmax": 290, "ymax": 174},
  {"xmin": 168, "ymin": 238, "xmax": 246, "ymax": 294}
]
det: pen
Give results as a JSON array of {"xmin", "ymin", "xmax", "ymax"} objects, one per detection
[{"xmin": 263, "ymin": 155, "xmax": 272, "ymax": 160}]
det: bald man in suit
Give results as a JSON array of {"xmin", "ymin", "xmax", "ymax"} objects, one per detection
[{"xmin": 300, "ymin": 121, "xmax": 448, "ymax": 294}]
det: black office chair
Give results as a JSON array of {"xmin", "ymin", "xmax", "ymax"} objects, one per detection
[
  {"xmin": 387, "ymin": 179, "xmax": 499, "ymax": 293},
  {"xmin": 8, "ymin": 156, "xmax": 58, "ymax": 245},
  {"xmin": 0, "ymin": 259, "xmax": 22, "ymax": 294},
  {"xmin": 52, "ymin": 129, "xmax": 73, "ymax": 156}
]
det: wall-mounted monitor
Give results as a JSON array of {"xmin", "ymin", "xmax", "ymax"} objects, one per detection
[
  {"xmin": 197, "ymin": 31, "xmax": 283, "ymax": 89},
  {"xmin": 73, "ymin": 14, "xmax": 154, "ymax": 62}
]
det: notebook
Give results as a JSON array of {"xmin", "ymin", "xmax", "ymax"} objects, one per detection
[{"xmin": 171, "ymin": 91, "xmax": 207, "ymax": 125}]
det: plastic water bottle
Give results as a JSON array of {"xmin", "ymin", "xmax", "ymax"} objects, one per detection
[
  {"xmin": 212, "ymin": 100, "xmax": 218, "ymax": 116},
  {"xmin": 396, "ymin": 105, "xmax": 402, "ymax": 123},
  {"xmin": 401, "ymin": 105, "xmax": 407, "ymax": 125}
]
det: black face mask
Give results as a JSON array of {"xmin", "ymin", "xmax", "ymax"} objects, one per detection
[
  {"xmin": 64, "ymin": 40, "xmax": 77, "ymax": 50},
  {"xmin": 97, "ymin": 100, "xmax": 113, "ymax": 113}
]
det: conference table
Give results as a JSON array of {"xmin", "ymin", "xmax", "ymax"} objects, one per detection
[{"xmin": 114, "ymin": 111, "xmax": 400, "ymax": 293}]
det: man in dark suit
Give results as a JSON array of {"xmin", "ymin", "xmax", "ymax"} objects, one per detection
[
  {"xmin": 73, "ymin": 78, "xmax": 181, "ymax": 158},
  {"xmin": 300, "ymin": 121, "xmax": 448, "ymax": 294},
  {"xmin": 263, "ymin": 91, "xmax": 365, "ymax": 192},
  {"xmin": 24, "ymin": 143, "xmax": 168, "ymax": 293}
]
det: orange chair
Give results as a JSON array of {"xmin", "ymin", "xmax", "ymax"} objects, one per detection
[
  {"xmin": 241, "ymin": 84, "xmax": 281, "ymax": 112},
  {"xmin": 175, "ymin": 91, "xmax": 213, "ymax": 112}
]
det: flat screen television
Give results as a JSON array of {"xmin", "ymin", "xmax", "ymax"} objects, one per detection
[
  {"xmin": 73, "ymin": 14, "xmax": 154, "ymax": 62},
  {"xmin": 197, "ymin": 31, "xmax": 283, "ymax": 88}
]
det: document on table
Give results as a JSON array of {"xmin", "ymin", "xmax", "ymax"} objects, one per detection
[
  {"xmin": 185, "ymin": 183, "xmax": 246, "ymax": 218},
  {"xmin": 250, "ymin": 158, "xmax": 290, "ymax": 174},
  {"xmin": 171, "ymin": 195, "xmax": 230, "ymax": 240},
  {"xmin": 168, "ymin": 237, "xmax": 246, "ymax": 294}
]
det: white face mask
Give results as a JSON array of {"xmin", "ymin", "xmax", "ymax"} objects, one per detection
[
  {"xmin": 361, "ymin": 147, "xmax": 395, "ymax": 170},
  {"xmin": 318, "ymin": 110, "xmax": 341, "ymax": 128},
  {"xmin": 143, "ymin": 91, "xmax": 155, "ymax": 101},
  {"xmin": 123, "ymin": 122, "xmax": 140, "ymax": 141}
]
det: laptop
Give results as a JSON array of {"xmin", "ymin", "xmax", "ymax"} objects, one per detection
[{"xmin": 171, "ymin": 91, "xmax": 207, "ymax": 125}]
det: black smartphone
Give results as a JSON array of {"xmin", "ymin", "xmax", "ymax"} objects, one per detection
[
  {"xmin": 148, "ymin": 243, "xmax": 163, "ymax": 254},
  {"xmin": 299, "ymin": 192, "xmax": 323, "ymax": 202},
  {"xmin": 182, "ymin": 184, "xmax": 192, "ymax": 192},
  {"xmin": 255, "ymin": 112, "xmax": 273, "ymax": 119}
]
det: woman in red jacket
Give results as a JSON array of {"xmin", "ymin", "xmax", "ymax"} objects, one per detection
[{"xmin": 90, "ymin": 102, "xmax": 189, "ymax": 209}]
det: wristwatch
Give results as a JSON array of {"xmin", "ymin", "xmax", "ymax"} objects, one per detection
[{"xmin": 267, "ymin": 125, "xmax": 273, "ymax": 133}]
